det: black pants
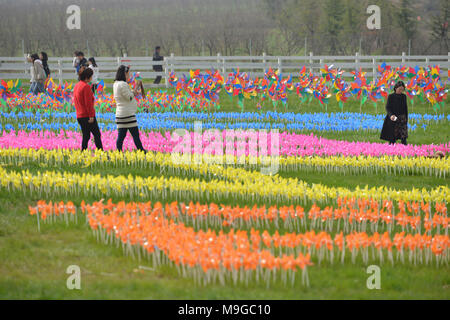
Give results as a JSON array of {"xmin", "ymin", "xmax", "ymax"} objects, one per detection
[
  {"xmin": 116, "ymin": 126, "xmax": 146, "ymax": 152},
  {"xmin": 154, "ymin": 76, "xmax": 162, "ymax": 84},
  {"xmin": 77, "ymin": 117, "xmax": 103, "ymax": 151},
  {"xmin": 389, "ymin": 138, "xmax": 407, "ymax": 145}
]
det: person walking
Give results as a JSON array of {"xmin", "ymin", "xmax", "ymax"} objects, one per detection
[
  {"xmin": 76, "ymin": 51, "xmax": 88, "ymax": 73},
  {"xmin": 88, "ymin": 57, "xmax": 100, "ymax": 94},
  {"xmin": 39, "ymin": 52, "xmax": 51, "ymax": 87},
  {"xmin": 152, "ymin": 46, "xmax": 163, "ymax": 84},
  {"xmin": 28, "ymin": 53, "xmax": 46, "ymax": 95},
  {"xmin": 73, "ymin": 67, "xmax": 103, "ymax": 151},
  {"xmin": 380, "ymin": 81, "xmax": 409, "ymax": 145},
  {"xmin": 113, "ymin": 65, "xmax": 146, "ymax": 152},
  {"xmin": 72, "ymin": 51, "xmax": 80, "ymax": 73}
]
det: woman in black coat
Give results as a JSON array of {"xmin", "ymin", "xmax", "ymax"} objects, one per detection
[{"xmin": 380, "ymin": 81, "xmax": 408, "ymax": 145}]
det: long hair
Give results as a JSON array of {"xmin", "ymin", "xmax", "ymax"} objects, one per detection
[
  {"xmin": 30, "ymin": 53, "xmax": 39, "ymax": 62},
  {"xmin": 115, "ymin": 65, "xmax": 129, "ymax": 82},
  {"xmin": 40, "ymin": 51, "xmax": 50, "ymax": 76},
  {"xmin": 79, "ymin": 67, "xmax": 93, "ymax": 81},
  {"xmin": 393, "ymin": 81, "xmax": 405, "ymax": 93},
  {"xmin": 88, "ymin": 57, "xmax": 98, "ymax": 67},
  {"xmin": 40, "ymin": 52, "xmax": 48, "ymax": 63}
]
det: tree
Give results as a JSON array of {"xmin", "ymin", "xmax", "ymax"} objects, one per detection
[
  {"xmin": 323, "ymin": 0, "xmax": 346, "ymax": 54},
  {"xmin": 0, "ymin": 0, "xmax": 446, "ymax": 56},
  {"xmin": 396, "ymin": 0, "xmax": 418, "ymax": 49},
  {"xmin": 427, "ymin": 0, "xmax": 449, "ymax": 54},
  {"xmin": 298, "ymin": 0, "xmax": 323, "ymax": 54},
  {"xmin": 342, "ymin": 0, "xmax": 364, "ymax": 54}
]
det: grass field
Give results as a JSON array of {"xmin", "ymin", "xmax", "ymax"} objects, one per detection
[{"xmin": 0, "ymin": 84, "xmax": 449, "ymax": 299}]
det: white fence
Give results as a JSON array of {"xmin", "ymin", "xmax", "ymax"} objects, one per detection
[{"xmin": 1, "ymin": 52, "xmax": 449, "ymax": 88}]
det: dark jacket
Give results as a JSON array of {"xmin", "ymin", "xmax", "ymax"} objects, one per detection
[
  {"xmin": 152, "ymin": 52, "xmax": 163, "ymax": 72},
  {"xmin": 380, "ymin": 93, "xmax": 408, "ymax": 141},
  {"xmin": 76, "ymin": 58, "xmax": 88, "ymax": 73}
]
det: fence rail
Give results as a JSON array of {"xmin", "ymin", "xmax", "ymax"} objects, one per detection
[{"xmin": 0, "ymin": 52, "xmax": 449, "ymax": 88}]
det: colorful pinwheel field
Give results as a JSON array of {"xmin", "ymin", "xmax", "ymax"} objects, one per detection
[{"xmin": 0, "ymin": 63, "xmax": 449, "ymax": 299}]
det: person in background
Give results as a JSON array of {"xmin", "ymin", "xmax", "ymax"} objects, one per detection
[
  {"xmin": 28, "ymin": 53, "xmax": 46, "ymax": 95},
  {"xmin": 39, "ymin": 52, "xmax": 51, "ymax": 86},
  {"xmin": 135, "ymin": 72, "xmax": 145, "ymax": 99},
  {"xmin": 380, "ymin": 81, "xmax": 409, "ymax": 145},
  {"xmin": 113, "ymin": 65, "xmax": 146, "ymax": 153},
  {"xmin": 76, "ymin": 51, "xmax": 88, "ymax": 73},
  {"xmin": 72, "ymin": 51, "xmax": 80, "ymax": 73},
  {"xmin": 88, "ymin": 57, "xmax": 99, "ymax": 94},
  {"xmin": 73, "ymin": 67, "xmax": 103, "ymax": 151},
  {"xmin": 152, "ymin": 46, "xmax": 163, "ymax": 84}
]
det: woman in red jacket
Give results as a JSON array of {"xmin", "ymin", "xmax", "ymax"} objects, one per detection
[{"xmin": 73, "ymin": 67, "xmax": 103, "ymax": 151}]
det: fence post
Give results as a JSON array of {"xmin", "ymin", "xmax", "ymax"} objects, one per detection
[
  {"xmin": 170, "ymin": 53, "xmax": 174, "ymax": 73},
  {"xmin": 277, "ymin": 57, "xmax": 282, "ymax": 74},
  {"xmin": 355, "ymin": 52, "xmax": 359, "ymax": 70},
  {"xmin": 217, "ymin": 53, "xmax": 221, "ymax": 72},
  {"xmin": 23, "ymin": 54, "xmax": 28, "ymax": 75},
  {"xmin": 164, "ymin": 57, "xmax": 169, "ymax": 89},
  {"xmin": 372, "ymin": 57, "xmax": 377, "ymax": 81},
  {"xmin": 117, "ymin": 57, "xmax": 121, "ymax": 67},
  {"xmin": 262, "ymin": 52, "xmax": 266, "ymax": 73},
  {"xmin": 58, "ymin": 59, "xmax": 63, "ymax": 84},
  {"xmin": 401, "ymin": 52, "xmax": 406, "ymax": 63},
  {"xmin": 309, "ymin": 52, "xmax": 313, "ymax": 75},
  {"xmin": 222, "ymin": 57, "xmax": 226, "ymax": 74}
]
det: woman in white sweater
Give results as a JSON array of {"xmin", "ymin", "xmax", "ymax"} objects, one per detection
[
  {"xmin": 28, "ymin": 53, "xmax": 46, "ymax": 95},
  {"xmin": 113, "ymin": 65, "xmax": 146, "ymax": 153}
]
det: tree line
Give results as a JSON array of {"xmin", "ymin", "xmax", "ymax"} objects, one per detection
[{"xmin": 0, "ymin": 0, "xmax": 448, "ymax": 57}]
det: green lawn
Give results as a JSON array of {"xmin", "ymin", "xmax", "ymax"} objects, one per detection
[
  {"xmin": 0, "ymin": 86, "xmax": 449, "ymax": 299},
  {"xmin": 0, "ymin": 167, "xmax": 449, "ymax": 299}
]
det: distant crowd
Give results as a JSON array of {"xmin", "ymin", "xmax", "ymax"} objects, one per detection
[
  {"xmin": 24, "ymin": 46, "xmax": 166, "ymax": 155},
  {"xmin": 27, "ymin": 46, "xmax": 164, "ymax": 95}
]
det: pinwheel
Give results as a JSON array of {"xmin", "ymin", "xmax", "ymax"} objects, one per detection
[
  {"xmin": 0, "ymin": 79, "xmax": 23, "ymax": 111},
  {"xmin": 2, "ymin": 163, "xmax": 449, "ymax": 203},
  {"xmin": 0, "ymin": 79, "xmax": 22, "ymax": 100},
  {"xmin": 333, "ymin": 78, "xmax": 351, "ymax": 110},
  {"xmin": 29, "ymin": 199, "xmax": 449, "ymax": 273},
  {"xmin": 1, "ymin": 129, "xmax": 449, "ymax": 157},
  {"xmin": 1, "ymin": 148, "xmax": 448, "ymax": 178},
  {"xmin": 30, "ymin": 199, "xmax": 315, "ymax": 287},
  {"xmin": 0, "ymin": 63, "xmax": 446, "ymax": 113}
]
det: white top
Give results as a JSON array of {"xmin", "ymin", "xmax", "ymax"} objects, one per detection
[
  {"xmin": 113, "ymin": 81, "xmax": 137, "ymax": 118},
  {"xmin": 89, "ymin": 65, "xmax": 99, "ymax": 84},
  {"xmin": 30, "ymin": 60, "xmax": 45, "ymax": 83}
]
